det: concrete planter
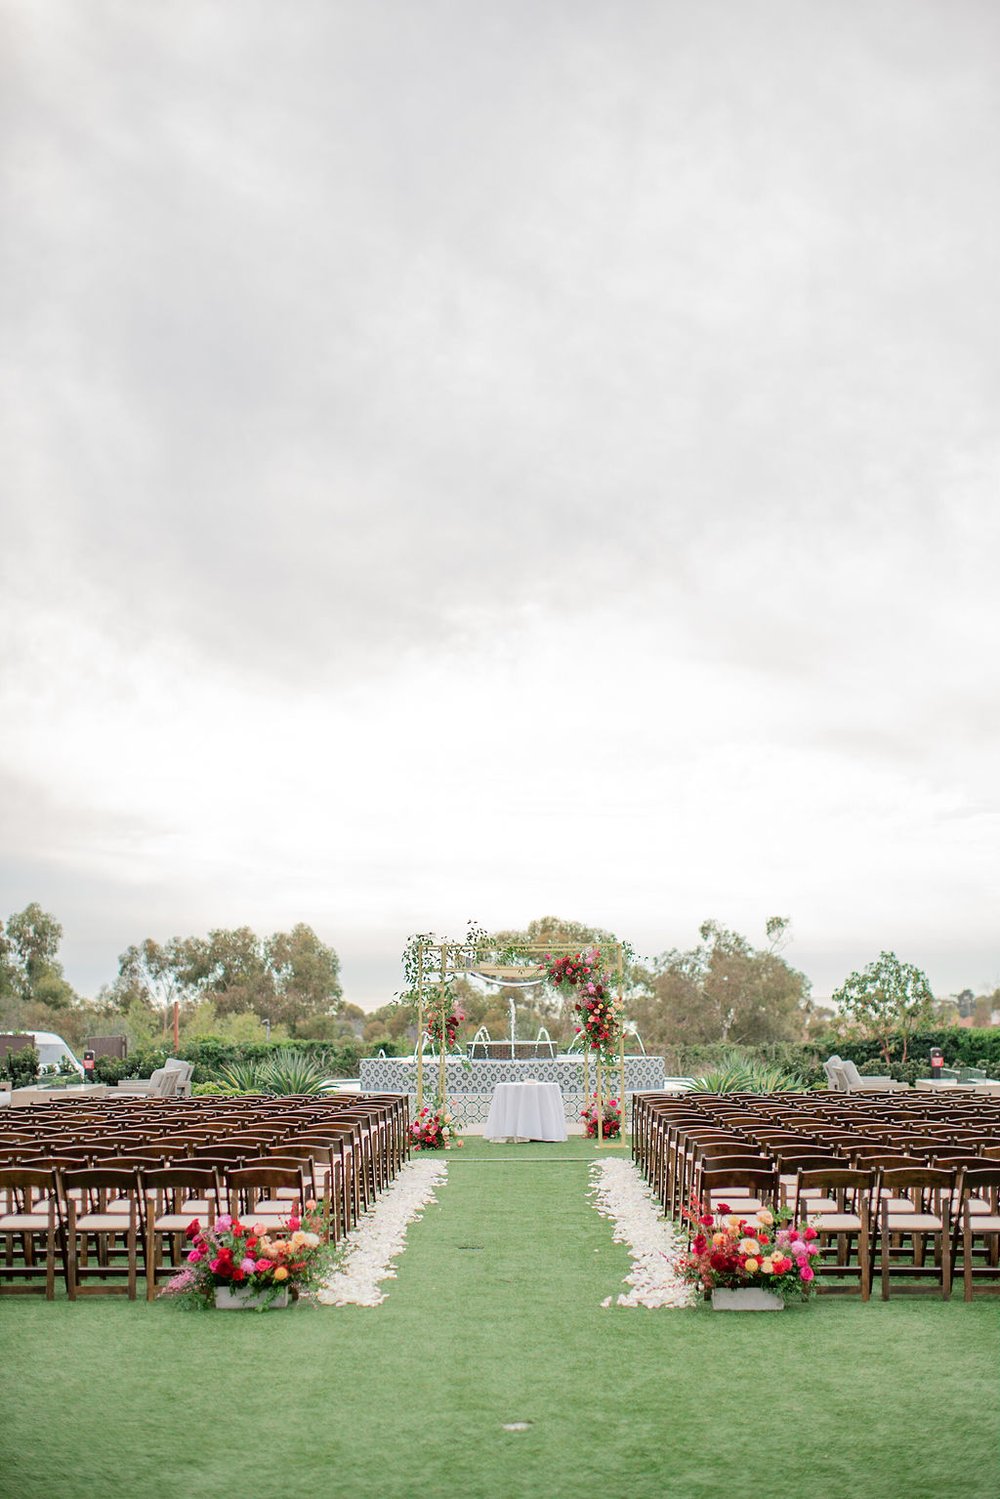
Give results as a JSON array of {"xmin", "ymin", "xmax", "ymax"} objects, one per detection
[
  {"xmin": 711, "ymin": 1287, "xmax": 784, "ymax": 1311},
  {"xmin": 214, "ymin": 1285, "xmax": 290, "ymax": 1310}
]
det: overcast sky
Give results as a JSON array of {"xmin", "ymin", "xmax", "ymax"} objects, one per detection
[{"xmin": 1, "ymin": 1, "xmax": 998, "ymax": 1010}]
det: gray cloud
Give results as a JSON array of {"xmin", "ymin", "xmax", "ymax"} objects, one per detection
[{"xmin": 1, "ymin": 2, "xmax": 998, "ymax": 1001}]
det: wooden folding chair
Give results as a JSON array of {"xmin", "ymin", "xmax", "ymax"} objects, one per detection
[
  {"xmin": 877, "ymin": 1167, "xmax": 955, "ymax": 1300},
  {"xmin": 142, "ymin": 1166, "xmax": 220, "ymax": 1301},
  {"xmin": 225, "ymin": 1166, "xmax": 306, "ymax": 1231},
  {"xmin": 0, "ymin": 1167, "xmax": 64, "ymax": 1299},
  {"xmin": 957, "ymin": 1167, "xmax": 1000, "ymax": 1300},
  {"xmin": 63, "ymin": 1167, "xmax": 141, "ymax": 1300},
  {"xmin": 791, "ymin": 1167, "xmax": 874, "ymax": 1299}
]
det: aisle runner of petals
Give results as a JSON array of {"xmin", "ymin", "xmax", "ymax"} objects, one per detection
[
  {"xmin": 589, "ymin": 1158, "xmax": 694, "ymax": 1309},
  {"xmin": 317, "ymin": 1159, "xmax": 447, "ymax": 1307}
]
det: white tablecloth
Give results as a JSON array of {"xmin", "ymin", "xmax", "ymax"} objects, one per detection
[{"xmin": 483, "ymin": 1081, "xmax": 567, "ymax": 1142}]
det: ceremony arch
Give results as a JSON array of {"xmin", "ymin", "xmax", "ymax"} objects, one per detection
[{"xmin": 406, "ymin": 932, "xmax": 630, "ymax": 1146}]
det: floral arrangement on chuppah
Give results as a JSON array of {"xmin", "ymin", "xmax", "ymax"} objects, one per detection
[
  {"xmin": 426, "ymin": 1004, "xmax": 466, "ymax": 1051},
  {"xmin": 545, "ymin": 948, "xmax": 624, "ymax": 1065},
  {"xmin": 161, "ymin": 1204, "xmax": 331, "ymax": 1309},
  {"xmin": 581, "ymin": 1097, "xmax": 622, "ymax": 1139},
  {"xmin": 408, "ymin": 1104, "xmax": 462, "ymax": 1151},
  {"xmin": 676, "ymin": 1198, "xmax": 819, "ymax": 1301}
]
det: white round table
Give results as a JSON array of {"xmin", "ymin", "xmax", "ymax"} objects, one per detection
[{"xmin": 483, "ymin": 1081, "xmax": 567, "ymax": 1142}]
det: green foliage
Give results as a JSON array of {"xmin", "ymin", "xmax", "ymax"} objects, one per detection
[
  {"xmin": 638, "ymin": 918, "xmax": 812, "ymax": 1051},
  {"xmin": 93, "ymin": 1055, "xmax": 134, "ymax": 1085},
  {"xmin": 0, "ymin": 903, "xmax": 77, "ymax": 1012},
  {"xmin": 217, "ymin": 1048, "xmax": 339, "ymax": 1095},
  {"xmin": 107, "ymin": 924, "xmax": 342, "ymax": 1035},
  {"xmin": 831, "ymin": 952, "xmax": 936, "ymax": 1063},
  {"xmin": 690, "ymin": 1050, "xmax": 809, "ymax": 1093},
  {"xmin": 91, "ymin": 1036, "xmax": 368, "ymax": 1087},
  {"xmin": 0, "ymin": 1044, "xmax": 40, "ymax": 1087},
  {"xmin": 813, "ymin": 1027, "xmax": 1000, "ymax": 1075}
]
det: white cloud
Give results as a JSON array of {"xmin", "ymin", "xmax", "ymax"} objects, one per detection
[{"xmin": 1, "ymin": 1, "xmax": 997, "ymax": 1003}]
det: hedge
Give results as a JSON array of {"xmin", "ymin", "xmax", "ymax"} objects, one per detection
[
  {"xmin": 88, "ymin": 1027, "xmax": 1000, "ymax": 1088},
  {"xmin": 93, "ymin": 1036, "xmax": 410, "ymax": 1086},
  {"xmin": 810, "ymin": 1028, "xmax": 1000, "ymax": 1072}
]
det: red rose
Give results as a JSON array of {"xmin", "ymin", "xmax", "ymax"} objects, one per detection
[
  {"xmin": 717, "ymin": 1203, "xmax": 731, "ymax": 1214},
  {"xmin": 698, "ymin": 1214, "xmax": 714, "ymax": 1227},
  {"xmin": 185, "ymin": 1219, "xmax": 200, "ymax": 1239},
  {"xmin": 692, "ymin": 1235, "xmax": 707, "ymax": 1254},
  {"xmin": 709, "ymin": 1252, "xmax": 731, "ymax": 1272}
]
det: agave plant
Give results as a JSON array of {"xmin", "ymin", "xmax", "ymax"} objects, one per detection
[
  {"xmin": 218, "ymin": 1049, "xmax": 338, "ymax": 1096},
  {"xmin": 691, "ymin": 1051, "xmax": 808, "ymax": 1094}
]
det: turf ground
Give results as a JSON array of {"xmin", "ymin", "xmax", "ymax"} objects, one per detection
[{"xmin": 1, "ymin": 1136, "xmax": 997, "ymax": 1499}]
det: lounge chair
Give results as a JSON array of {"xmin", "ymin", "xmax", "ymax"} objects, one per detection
[
  {"xmin": 839, "ymin": 1058, "xmax": 909, "ymax": 1092},
  {"xmin": 116, "ymin": 1067, "xmax": 181, "ymax": 1099}
]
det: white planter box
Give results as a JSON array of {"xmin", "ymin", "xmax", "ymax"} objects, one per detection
[
  {"xmin": 214, "ymin": 1285, "xmax": 289, "ymax": 1311},
  {"xmin": 711, "ymin": 1287, "xmax": 784, "ymax": 1312}
]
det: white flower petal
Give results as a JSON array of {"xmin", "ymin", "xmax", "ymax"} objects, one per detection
[
  {"xmin": 316, "ymin": 1159, "xmax": 447, "ymax": 1307},
  {"xmin": 589, "ymin": 1159, "xmax": 695, "ymax": 1309}
]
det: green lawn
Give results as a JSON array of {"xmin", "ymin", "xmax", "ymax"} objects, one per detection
[{"xmin": 1, "ymin": 1137, "xmax": 997, "ymax": 1499}]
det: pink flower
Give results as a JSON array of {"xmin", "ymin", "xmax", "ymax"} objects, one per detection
[
  {"xmin": 240, "ymin": 1257, "xmax": 257, "ymax": 1274},
  {"xmin": 187, "ymin": 1248, "xmax": 203, "ymax": 1263},
  {"xmin": 215, "ymin": 1214, "xmax": 233, "ymax": 1231},
  {"xmin": 800, "ymin": 1266, "xmax": 815, "ymax": 1281},
  {"xmin": 255, "ymin": 1258, "xmax": 272, "ymax": 1273}
]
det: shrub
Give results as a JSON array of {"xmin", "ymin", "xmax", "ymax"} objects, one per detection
[
  {"xmin": 217, "ymin": 1049, "xmax": 340, "ymax": 1096},
  {"xmin": 690, "ymin": 1052, "xmax": 809, "ymax": 1093},
  {"xmin": 0, "ymin": 1045, "xmax": 39, "ymax": 1087}
]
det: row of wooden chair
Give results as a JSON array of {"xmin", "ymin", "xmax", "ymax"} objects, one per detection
[
  {"xmin": 0, "ymin": 1092, "xmax": 409, "ymax": 1301},
  {"xmin": 631, "ymin": 1091, "xmax": 1000, "ymax": 1300}
]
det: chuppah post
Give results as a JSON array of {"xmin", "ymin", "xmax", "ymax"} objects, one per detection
[
  {"xmin": 416, "ymin": 939, "xmax": 425, "ymax": 1112},
  {"xmin": 617, "ymin": 943, "xmax": 626, "ymax": 1141},
  {"xmin": 438, "ymin": 944, "xmax": 448, "ymax": 1117}
]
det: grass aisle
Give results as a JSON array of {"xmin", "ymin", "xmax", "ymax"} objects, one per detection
[{"xmin": 2, "ymin": 1137, "xmax": 998, "ymax": 1499}]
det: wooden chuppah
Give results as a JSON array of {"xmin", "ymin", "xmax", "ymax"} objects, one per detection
[{"xmin": 412, "ymin": 937, "xmax": 628, "ymax": 1146}]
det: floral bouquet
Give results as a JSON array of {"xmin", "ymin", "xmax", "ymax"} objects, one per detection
[
  {"xmin": 426, "ymin": 1006, "xmax": 465, "ymax": 1050},
  {"xmin": 408, "ymin": 1105, "xmax": 462, "ymax": 1151},
  {"xmin": 574, "ymin": 976, "xmax": 624, "ymax": 1064},
  {"xmin": 581, "ymin": 1097, "xmax": 622, "ymax": 1139},
  {"xmin": 676, "ymin": 1198, "xmax": 819, "ymax": 1300},
  {"xmin": 160, "ymin": 1203, "xmax": 330, "ymax": 1309},
  {"xmin": 545, "ymin": 949, "xmax": 600, "ymax": 992}
]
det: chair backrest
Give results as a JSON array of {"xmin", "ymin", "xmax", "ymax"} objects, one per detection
[
  {"xmin": 879, "ymin": 1166, "xmax": 955, "ymax": 1213},
  {"xmin": 225, "ymin": 1165, "xmax": 305, "ymax": 1217},
  {"xmin": 823, "ymin": 1056, "xmax": 846, "ymax": 1090},
  {"xmin": 791, "ymin": 1167, "xmax": 874, "ymax": 1220},
  {"xmin": 698, "ymin": 1165, "xmax": 780, "ymax": 1205},
  {"xmin": 141, "ymin": 1165, "xmax": 220, "ymax": 1215},
  {"xmin": 148, "ymin": 1069, "xmax": 180, "ymax": 1097},
  {"xmin": 164, "ymin": 1059, "xmax": 194, "ymax": 1082},
  {"xmin": 0, "ymin": 1166, "xmax": 58, "ymax": 1215}
]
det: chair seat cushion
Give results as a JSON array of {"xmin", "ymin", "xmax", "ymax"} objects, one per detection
[
  {"xmin": 0, "ymin": 1213, "xmax": 52, "ymax": 1230},
  {"xmin": 810, "ymin": 1213, "xmax": 863, "ymax": 1232},
  {"xmin": 883, "ymin": 1213, "xmax": 945, "ymax": 1231}
]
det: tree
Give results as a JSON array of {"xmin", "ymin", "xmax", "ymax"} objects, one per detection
[
  {"xmin": 831, "ymin": 951, "xmax": 935, "ymax": 1063},
  {"xmin": 108, "ymin": 923, "xmax": 343, "ymax": 1037},
  {"xmin": 633, "ymin": 918, "xmax": 812, "ymax": 1052},
  {"xmin": 266, "ymin": 923, "xmax": 342, "ymax": 1030},
  {"xmin": 0, "ymin": 903, "xmax": 77, "ymax": 1012},
  {"xmin": 487, "ymin": 914, "xmax": 629, "ymax": 1041}
]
